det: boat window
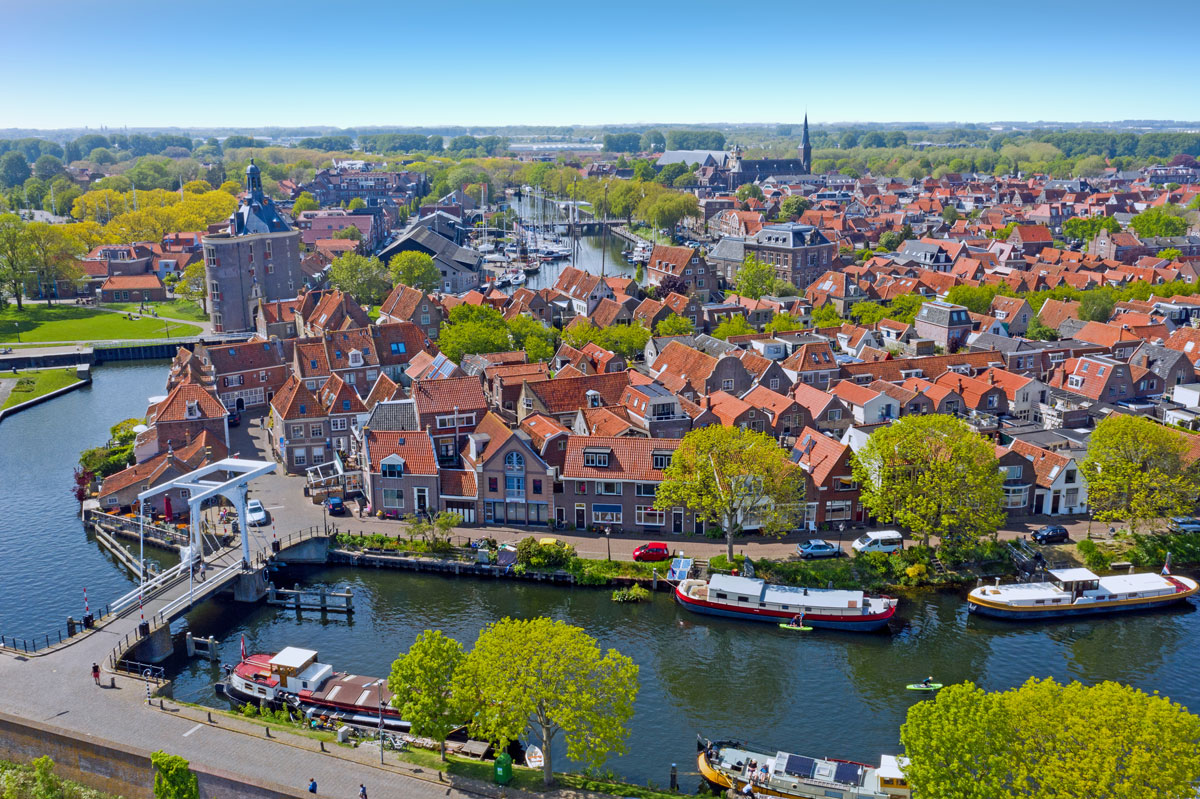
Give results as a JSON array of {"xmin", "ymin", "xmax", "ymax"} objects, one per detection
[
  {"xmin": 715, "ymin": 593, "xmax": 727, "ymax": 599},
  {"xmin": 737, "ymin": 596, "xmax": 748, "ymax": 602},
  {"xmin": 758, "ymin": 602, "xmax": 766, "ymax": 607}
]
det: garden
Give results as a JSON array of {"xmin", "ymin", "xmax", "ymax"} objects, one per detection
[
  {"xmin": 0, "ymin": 304, "xmax": 200, "ymax": 343},
  {"xmin": 1, "ymin": 367, "xmax": 81, "ymax": 409}
]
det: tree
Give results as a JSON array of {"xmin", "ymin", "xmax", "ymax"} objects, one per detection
[
  {"xmin": 33, "ymin": 154, "xmax": 65, "ymax": 182},
  {"xmin": 945, "ymin": 284, "xmax": 1000, "ymax": 314},
  {"xmin": 151, "ymin": 751, "xmax": 198, "ymax": 799},
  {"xmin": 656, "ymin": 274, "xmax": 690, "ymax": 297},
  {"xmin": 811, "ymin": 304, "xmax": 842, "ymax": 327},
  {"xmin": 24, "ymin": 222, "xmax": 83, "ymax": 302},
  {"xmin": 941, "ymin": 206, "xmax": 960, "ymax": 224},
  {"xmin": 1078, "ymin": 289, "xmax": 1114, "ymax": 322},
  {"xmin": 735, "ymin": 183, "xmax": 764, "ymax": 202},
  {"xmin": 1062, "ymin": 215, "xmax": 1119, "ymax": 242},
  {"xmin": 439, "ymin": 305, "xmax": 512, "ymax": 363},
  {"xmin": 1129, "ymin": 205, "xmax": 1188, "ymax": 238},
  {"xmin": 631, "ymin": 160, "xmax": 656, "ymax": 182},
  {"xmin": 327, "ymin": 252, "xmax": 390, "ymax": 305},
  {"xmin": 346, "ymin": 197, "xmax": 366, "ymax": 211},
  {"xmin": 853, "ymin": 415, "xmax": 1005, "ymax": 548},
  {"xmin": 778, "ymin": 196, "xmax": 811, "ymax": 219},
  {"xmin": 901, "ymin": 678, "xmax": 1200, "ymax": 799},
  {"xmin": 388, "ymin": 630, "xmax": 465, "ymax": 761},
  {"xmin": 639, "ymin": 130, "xmax": 666, "ymax": 152},
  {"xmin": 452, "ymin": 617, "xmax": 638, "ymax": 786},
  {"xmin": 878, "ymin": 230, "xmax": 904, "ymax": 251},
  {"xmin": 0, "ymin": 151, "xmax": 31, "ymax": 189},
  {"xmin": 764, "ymin": 312, "xmax": 804, "ymax": 335},
  {"xmin": 292, "ymin": 191, "xmax": 319, "ymax": 215},
  {"xmin": 655, "ymin": 313, "xmax": 694, "ymax": 336},
  {"xmin": 388, "ymin": 250, "xmax": 439, "ymax": 294},
  {"xmin": 712, "ymin": 315, "xmax": 755, "ymax": 340},
  {"xmin": 655, "ymin": 426, "xmax": 804, "ymax": 560},
  {"xmin": 1081, "ymin": 414, "xmax": 1198, "ymax": 534},
  {"xmin": 176, "ymin": 261, "xmax": 208, "ymax": 313},
  {"xmin": 0, "ymin": 214, "xmax": 31, "ymax": 310},
  {"xmin": 1158, "ymin": 247, "xmax": 1183, "ymax": 261},
  {"xmin": 507, "ymin": 314, "xmax": 558, "ymax": 362},
  {"xmin": 1024, "ymin": 316, "xmax": 1060, "ymax": 341},
  {"xmin": 332, "ymin": 225, "xmax": 362, "ymax": 241},
  {"xmin": 734, "ymin": 255, "xmax": 773, "ymax": 300}
]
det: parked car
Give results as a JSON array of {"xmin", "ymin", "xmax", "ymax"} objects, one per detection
[
  {"xmin": 324, "ymin": 496, "xmax": 347, "ymax": 516},
  {"xmin": 1168, "ymin": 516, "xmax": 1200, "ymax": 534},
  {"xmin": 227, "ymin": 411, "xmax": 241, "ymax": 427},
  {"xmin": 633, "ymin": 542, "xmax": 672, "ymax": 562},
  {"xmin": 851, "ymin": 530, "xmax": 904, "ymax": 555},
  {"xmin": 1031, "ymin": 524, "xmax": 1070, "ymax": 544},
  {"xmin": 245, "ymin": 499, "xmax": 269, "ymax": 527},
  {"xmin": 796, "ymin": 539, "xmax": 842, "ymax": 559}
]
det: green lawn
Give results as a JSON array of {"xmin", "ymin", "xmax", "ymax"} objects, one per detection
[
  {"xmin": 0, "ymin": 305, "xmax": 201, "ymax": 343},
  {"xmin": 102, "ymin": 299, "xmax": 208, "ymax": 322},
  {"xmin": 1, "ymin": 369, "xmax": 82, "ymax": 409}
]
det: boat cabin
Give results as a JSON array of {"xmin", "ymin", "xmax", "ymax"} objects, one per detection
[
  {"xmin": 706, "ymin": 574, "xmax": 868, "ymax": 614},
  {"xmin": 268, "ymin": 647, "xmax": 334, "ymax": 692},
  {"xmin": 1048, "ymin": 568, "xmax": 1100, "ymax": 598}
]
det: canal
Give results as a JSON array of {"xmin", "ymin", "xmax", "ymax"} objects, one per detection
[
  {"xmin": 167, "ymin": 564, "xmax": 1200, "ymax": 788},
  {"xmin": 0, "ymin": 361, "xmax": 175, "ymax": 640}
]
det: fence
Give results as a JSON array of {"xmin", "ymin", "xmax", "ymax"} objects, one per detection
[{"xmin": 86, "ymin": 509, "xmax": 191, "ymax": 548}]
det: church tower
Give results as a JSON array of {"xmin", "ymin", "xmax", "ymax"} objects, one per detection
[{"xmin": 800, "ymin": 114, "xmax": 812, "ymax": 174}]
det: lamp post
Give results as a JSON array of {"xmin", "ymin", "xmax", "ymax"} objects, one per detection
[
  {"xmin": 378, "ymin": 680, "xmax": 385, "ymax": 764},
  {"xmin": 14, "ymin": 321, "xmax": 20, "ymax": 343},
  {"xmin": 604, "ymin": 525, "xmax": 612, "ymax": 561},
  {"xmin": 838, "ymin": 522, "xmax": 846, "ymax": 555}
]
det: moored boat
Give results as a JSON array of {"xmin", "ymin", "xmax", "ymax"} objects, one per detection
[
  {"xmin": 675, "ymin": 574, "xmax": 897, "ymax": 631},
  {"xmin": 219, "ymin": 647, "xmax": 409, "ymax": 731},
  {"xmin": 967, "ymin": 567, "xmax": 1198, "ymax": 620},
  {"xmin": 697, "ymin": 738, "xmax": 910, "ymax": 799}
]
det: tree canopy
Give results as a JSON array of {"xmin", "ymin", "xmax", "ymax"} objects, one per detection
[
  {"xmin": 388, "ymin": 630, "xmax": 465, "ymax": 760},
  {"xmin": 1130, "ymin": 205, "xmax": 1188, "ymax": 238},
  {"xmin": 853, "ymin": 415, "xmax": 1005, "ymax": 547},
  {"xmin": 655, "ymin": 425, "xmax": 803, "ymax": 559},
  {"xmin": 389, "ymin": 251, "xmax": 440, "ymax": 294},
  {"xmin": 901, "ymin": 678, "xmax": 1200, "ymax": 799},
  {"xmin": 711, "ymin": 315, "xmax": 755, "ymax": 340},
  {"xmin": 452, "ymin": 617, "xmax": 638, "ymax": 785},
  {"xmin": 292, "ymin": 192, "xmax": 319, "ymax": 215},
  {"xmin": 1081, "ymin": 414, "xmax": 1198, "ymax": 534},
  {"xmin": 655, "ymin": 313, "xmax": 694, "ymax": 337},
  {"xmin": 327, "ymin": 252, "xmax": 390, "ymax": 305},
  {"xmin": 734, "ymin": 255, "xmax": 773, "ymax": 300},
  {"xmin": 778, "ymin": 195, "xmax": 811, "ymax": 219}
]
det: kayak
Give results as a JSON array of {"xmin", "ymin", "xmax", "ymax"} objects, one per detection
[
  {"xmin": 778, "ymin": 624, "xmax": 814, "ymax": 632},
  {"xmin": 906, "ymin": 683, "xmax": 943, "ymax": 691}
]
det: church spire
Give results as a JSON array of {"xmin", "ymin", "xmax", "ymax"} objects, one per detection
[{"xmin": 800, "ymin": 113, "xmax": 812, "ymax": 174}]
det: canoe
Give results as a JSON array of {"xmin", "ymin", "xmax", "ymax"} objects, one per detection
[
  {"xmin": 777, "ymin": 624, "xmax": 813, "ymax": 632},
  {"xmin": 905, "ymin": 683, "xmax": 943, "ymax": 691}
]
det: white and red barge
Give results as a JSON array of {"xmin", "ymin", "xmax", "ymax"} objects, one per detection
[
  {"xmin": 676, "ymin": 574, "xmax": 898, "ymax": 631},
  {"xmin": 219, "ymin": 646, "xmax": 409, "ymax": 731}
]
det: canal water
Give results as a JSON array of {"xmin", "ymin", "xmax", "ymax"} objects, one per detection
[
  {"xmin": 0, "ymin": 361, "xmax": 175, "ymax": 641},
  {"xmin": 167, "ymin": 565, "xmax": 1200, "ymax": 788},
  {"xmin": 498, "ymin": 194, "xmax": 639, "ymax": 293}
]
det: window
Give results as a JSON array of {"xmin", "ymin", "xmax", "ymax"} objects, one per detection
[
  {"xmin": 583, "ymin": 452, "xmax": 609, "ymax": 467},
  {"xmin": 293, "ymin": 451, "xmax": 307, "ymax": 466},
  {"xmin": 825, "ymin": 500, "xmax": 852, "ymax": 521},
  {"xmin": 310, "ymin": 423, "xmax": 323, "ymax": 436},
  {"xmin": 488, "ymin": 477, "xmax": 498, "ymax": 492},
  {"xmin": 636, "ymin": 506, "xmax": 665, "ymax": 526},
  {"xmin": 986, "ymin": 395, "xmax": 998, "ymax": 409},
  {"xmin": 722, "ymin": 379, "xmax": 734, "ymax": 391},
  {"xmin": 1003, "ymin": 484, "xmax": 1028, "ymax": 509},
  {"xmin": 575, "ymin": 481, "xmax": 587, "ymax": 494},
  {"xmin": 312, "ymin": 449, "xmax": 325, "ymax": 465},
  {"xmin": 635, "ymin": 483, "xmax": 657, "ymax": 497},
  {"xmin": 593, "ymin": 505, "xmax": 622, "ymax": 524},
  {"xmin": 382, "ymin": 488, "xmax": 404, "ymax": 508},
  {"xmin": 769, "ymin": 378, "xmax": 779, "ymax": 390},
  {"xmin": 827, "ymin": 409, "xmax": 842, "ymax": 421},
  {"xmin": 505, "ymin": 451, "xmax": 525, "ymax": 472},
  {"xmin": 597, "ymin": 482, "xmax": 622, "ymax": 496},
  {"xmin": 390, "ymin": 342, "xmax": 406, "ymax": 355},
  {"xmin": 381, "ymin": 463, "xmax": 403, "ymax": 478},
  {"xmin": 533, "ymin": 479, "xmax": 542, "ymax": 495},
  {"xmin": 1065, "ymin": 469, "xmax": 1076, "ymax": 484},
  {"xmin": 290, "ymin": 424, "xmax": 303, "ymax": 438},
  {"xmin": 523, "ymin": 397, "xmax": 533, "ymax": 410},
  {"xmin": 505, "ymin": 476, "xmax": 525, "ymax": 495}
]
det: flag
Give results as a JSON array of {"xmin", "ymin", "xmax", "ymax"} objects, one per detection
[
  {"xmin": 240, "ymin": 634, "xmax": 247, "ymax": 661},
  {"xmin": 1162, "ymin": 551, "xmax": 1172, "ymax": 576}
]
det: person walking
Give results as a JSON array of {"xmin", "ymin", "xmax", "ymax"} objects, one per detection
[
  {"xmin": 91, "ymin": 663, "xmax": 100, "ymax": 685},
  {"xmin": 358, "ymin": 785, "xmax": 367, "ymax": 799},
  {"xmin": 307, "ymin": 778, "xmax": 317, "ymax": 793}
]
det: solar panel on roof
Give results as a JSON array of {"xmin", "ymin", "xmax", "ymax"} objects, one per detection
[
  {"xmin": 783, "ymin": 755, "xmax": 815, "ymax": 779},
  {"xmin": 834, "ymin": 762, "xmax": 863, "ymax": 785}
]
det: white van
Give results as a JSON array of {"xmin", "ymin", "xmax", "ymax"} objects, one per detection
[{"xmin": 852, "ymin": 530, "xmax": 904, "ymax": 555}]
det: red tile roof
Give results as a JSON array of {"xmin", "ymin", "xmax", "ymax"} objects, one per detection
[
  {"xmin": 364, "ymin": 430, "xmax": 439, "ymax": 475},
  {"xmin": 562, "ymin": 436, "xmax": 682, "ymax": 482}
]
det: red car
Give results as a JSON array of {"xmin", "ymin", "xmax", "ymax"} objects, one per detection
[{"xmin": 632, "ymin": 542, "xmax": 671, "ymax": 562}]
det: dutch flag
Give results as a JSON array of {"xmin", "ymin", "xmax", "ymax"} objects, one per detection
[{"xmin": 240, "ymin": 634, "xmax": 247, "ymax": 662}]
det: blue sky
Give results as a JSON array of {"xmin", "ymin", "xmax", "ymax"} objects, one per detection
[{"xmin": 3, "ymin": 0, "xmax": 1199, "ymax": 130}]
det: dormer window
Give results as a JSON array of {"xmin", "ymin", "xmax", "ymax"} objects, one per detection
[
  {"xmin": 583, "ymin": 448, "xmax": 610, "ymax": 467},
  {"xmin": 186, "ymin": 400, "xmax": 198, "ymax": 419},
  {"xmin": 586, "ymin": 390, "xmax": 602, "ymax": 408},
  {"xmin": 349, "ymin": 350, "xmax": 364, "ymax": 367}
]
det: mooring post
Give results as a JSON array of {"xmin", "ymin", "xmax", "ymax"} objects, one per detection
[
  {"xmin": 320, "ymin": 585, "xmax": 327, "ymax": 612},
  {"xmin": 670, "ymin": 763, "xmax": 677, "ymax": 790}
]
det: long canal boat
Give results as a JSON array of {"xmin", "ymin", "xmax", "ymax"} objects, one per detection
[
  {"xmin": 967, "ymin": 567, "xmax": 1198, "ymax": 620},
  {"xmin": 697, "ymin": 737, "xmax": 910, "ymax": 799},
  {"xmin": 675, "ymin": 574, "xmax": 898, "ymax": 631},
  {"xmin": 218, "ymin": 646, "xmax": 410, "ymax": 731}
]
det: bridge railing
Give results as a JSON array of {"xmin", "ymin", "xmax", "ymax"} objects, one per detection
[{"xmin": 109, "ymin": 561, "xmax": 190, "ymax": 616}]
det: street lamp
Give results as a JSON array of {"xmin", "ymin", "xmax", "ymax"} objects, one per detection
[
  {"xmin": 14, "ymin": 321, "xmax": 20, "ymax": 343},
  {"xmin": 378, "ymin": 680, "xmax": 385, "ymax": 765},
  {"xmin": 604, "ymin": 525, "xmax": 612, "ymax": 561},
  {"xmin": 838, "ymin": 522, "xmax": 846, "ymax": 554}
]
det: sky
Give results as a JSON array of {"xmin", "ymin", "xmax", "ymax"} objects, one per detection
[{"xmin": 2, "ymin": 0, "xmax": 1199, "ymax": 131}]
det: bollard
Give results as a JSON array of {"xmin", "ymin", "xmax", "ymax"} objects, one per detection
[
  {"xmin": 159, "ymin": 699, "xmax": 165, "ymax": 709},
  {"xmin": 670, "ymin": 763, "xmax": 677, "ymax": 790},
  {"xmin": 652, "ymin": 568, "xmax": 658, "ymax": 590},
  {"xmin": 320, "ymin": 741, "xmax": 326, "ymax": 752},
  {"xmin": 265, "ymin": 727, "xmax": 271, "ymax": 738},
  {"xmin": 207, "ymin": 712, "xmax": 213, "ymax": 723}
]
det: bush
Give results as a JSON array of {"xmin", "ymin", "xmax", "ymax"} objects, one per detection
[
  {"xmin": 1124, "ymin": 530, "xmax": 1200, "ymax": 568},
  {"xmin": 514, "ymin": 536, "xmax": 575, "ymax": 569},
  {"xmin": 1077, "ymin": 539, "xmax": 1113, "ymax": 571},
  {"xmin": 611, "ymin": 585, "xmax": 650, "ymax": 603}
]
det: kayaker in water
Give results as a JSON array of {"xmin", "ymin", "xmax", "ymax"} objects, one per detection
[
  {"xmin": 788, "ymin": 612, "xmax": 806, "ymax": 628},
  {"xmin": 921, "ymin": 676, "xmax": 934, "ymax": 687}
]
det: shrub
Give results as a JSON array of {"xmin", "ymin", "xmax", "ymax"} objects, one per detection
[
  {"xmin": 1077, "ymin": 539, "xmax": 1113, "ymax": 572},
  {"xmin": 611, "ymin": 585, "xmax": 650, "ymax": 603}
]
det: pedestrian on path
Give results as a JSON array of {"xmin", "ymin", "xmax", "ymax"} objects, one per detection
[
  {"xmin": 91, "ymin": 663, "xmax": 100, "ymax": 685},
  {"xmin": 307, "ymin": 778, "xmax": 317, "ymax": 793},
  {"xmin": 358, "ymin": 785, "xmax": 367, "ymax": 799}
]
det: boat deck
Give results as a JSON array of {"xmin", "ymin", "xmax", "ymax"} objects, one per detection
[{"xmin": 303, "ymin": 672, "xmax": 392, "ymax": 710}]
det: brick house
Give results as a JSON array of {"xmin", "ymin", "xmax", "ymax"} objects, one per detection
[
  {"xmin": 649, "ymin": 341, "xmax": 753, "ymax": 401},
  {"xmin": 378, "ymin": 284, "xmax": 444, "ymax": 340},
  {"xmin": 194, "ymin": 339, "xmax": 292, "ymax": 411},
  {"xmin": 740, "ymin": 385, "xmax": 809, "ymax": 438},
  {"xmin": 914, "ymin": 301, "xmax": 973, "ymax": 352},
  {"xmin": 98, "ymin": 431, "xmax": 227, "ymax": 513},
  {"xmin": 410, "ymin": 376, "xmax": 489, "ymax": 466},
  {"xmin": 791, "ymin": 427, "xmax": 864, "ymax": 529},
  {"xmin": 362, "ymin": 430, "xmax": 441, "ymax": 518},
  {"xmin": 516, "ymin": 371, "xmax": 632, "ymax": 425},
  {"xmin": 462, "ymin": 413, "xmax": 555, "ymax": 527},
  {"xmin": 269, "ymin": 376, "xmax": 330, "ymax": 473},
  {"xmin": 793, "ymin": 383, "xmax": 852, "ymax": 436},
  {"xmin": 1008, "ymin": 439, "xmax": 1088, "ymax": 516},
  {"xmin": 646, "ymin": 245, "xmax": 713, "ymax": 296},
  {"xmin": 100, "ymin": 274, "xmax": 168, "ymax": 303},
  {"xmin": 147, "ymin": 382, "xmax": 230, "ymax": 453}
]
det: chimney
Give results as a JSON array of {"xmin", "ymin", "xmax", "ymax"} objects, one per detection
[{"xmin": 989, "ymin": 371, "xmax": 996, "ymax": 385}]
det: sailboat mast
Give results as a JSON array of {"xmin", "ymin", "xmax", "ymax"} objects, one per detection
[{"xmin": 600, "ymin": 182, "xmax": 608, "ymax": 279}]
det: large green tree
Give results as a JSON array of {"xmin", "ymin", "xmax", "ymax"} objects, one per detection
[
  {"xmin": 176, "ymin": 261, "xmax": 207, "ymax": 313},
  {"xmin": 778, "ymin": 195, "xmax": 811, "ymax": 219},
  {"xmin": 151, "ymin": 751, "xmax": 198, "ymax": 799},
  {"xmin": 1081, "ymin": 414, "xmax": 1198, "ymax": 534},
  {"xmin": 452, "ymin": 617, "xmax": 638, "ymax": 786},
  {"xmin": 291, "ymin": 191, "xmax": 319, "ymax": 215},
  {"xmin": 0, "ymin": 213, "xmax": 32, "ymax": 310},
  {"xmin": 389, "ymin": 251, "xmax": 440, "ymax": 294},
  {"xmin": 734, "ymin": 255, "xmax": 773, "ymax": 300},
  {"xmin": 1129, "ymin": 205, "xmax": 1188, "ymax": 239},
  {"xmin": 23, "ymin": 222, "xmax": 83, "ymax": 303},
  {"xmin": 438, "ymin": 304, "xmax": 512, "ymax": 363},
  {"xmin": 655, "ymin": 313, "xmax": 694, "ymax": 337},
  {"xmin": 655, "ymin": 426, "xmax": 803, "ymax": 560},
  {"xmin": 327, "ymin": 252, "xmax": 390, "ymax": 305},
  {"xmin": 853, "ymin": 415, "xmax": 1005, "ymax": 547},
  {"xmin": 711, "ymin": 315, "xmax": 755, "ymax": 340},
  {"xmin": 901, "ymin": 678, "xmax": 1200, "ymax": 799},
  {"xmin": 388, "ymin": 630, "xmax": 465, "ymax": 761},
  {"xmin": 507, "ymin": 314, "xmax": 558, "ymax": 362}
]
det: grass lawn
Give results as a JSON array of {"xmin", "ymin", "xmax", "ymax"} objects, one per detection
[
  {"xmin": 102, "ymin": 299, "xmax": 208, "ymax": 322},
  {"xmin": 0, "ymin": 305, "xmax": 201, "ymax": 343},
  {"xmin": 630, "ymin": 225, "xmax": 675, "ymax": 246},
  {"xmin": 1, "ymin": 368, "xmax": 82, "ymax": 409}
]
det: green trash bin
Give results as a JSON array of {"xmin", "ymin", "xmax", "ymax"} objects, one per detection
[{"xmin": 494, "ymin": 752, "xmax": 513, "ymax": 786}]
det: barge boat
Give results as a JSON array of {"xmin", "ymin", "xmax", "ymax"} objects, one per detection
[
  {"xmin": 967, "ymin": 567, "xmax": 1198, "ymax": 620},
  {"xmin": 675, "ymin": 574, "xmax": 897, "ymax": 631},
  {"xmin": 697, "ymin": 738, "xmax": 910, "ymax": 799}
]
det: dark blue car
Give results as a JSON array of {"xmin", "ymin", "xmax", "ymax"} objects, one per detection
[{"xmin": 324, "ymin": 496, "xmax": 348, "ymax": 516}]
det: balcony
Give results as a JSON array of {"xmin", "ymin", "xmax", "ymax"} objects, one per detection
[{"xmin": 956, "ymin": 408, "xmax": 1000, "ymax": 434}]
